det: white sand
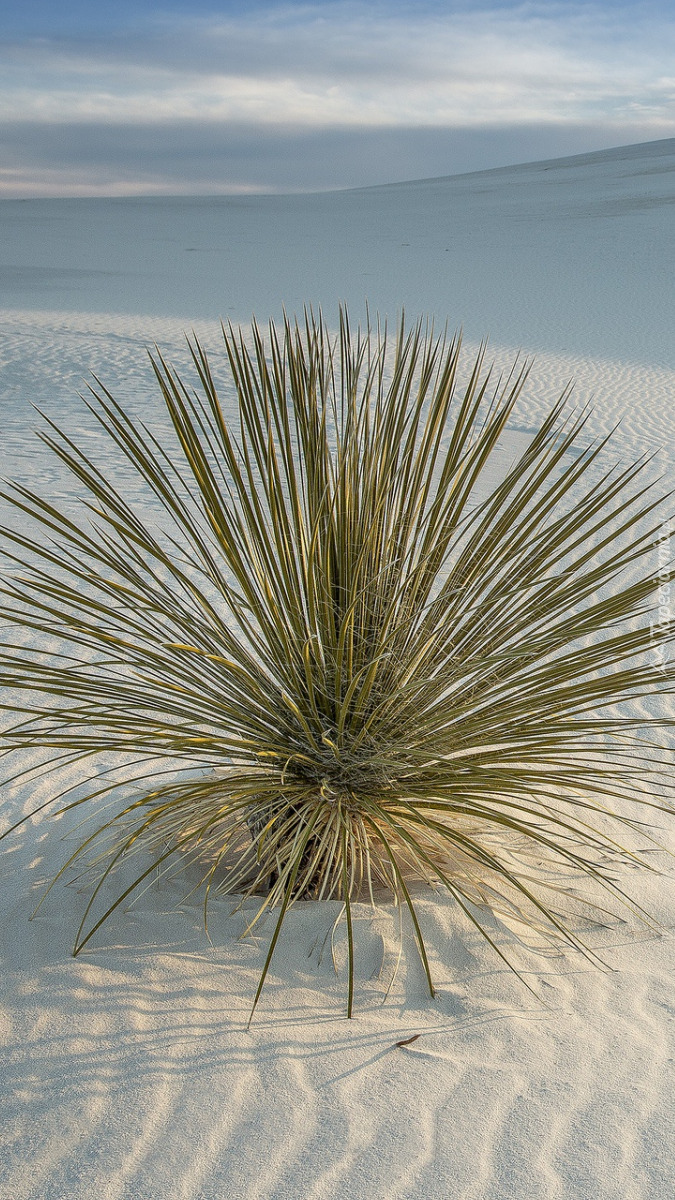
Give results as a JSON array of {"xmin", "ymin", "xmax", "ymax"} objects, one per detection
[{"xmin": 1, "ymin": 140, "xmax": 675, "ymax": 1199}]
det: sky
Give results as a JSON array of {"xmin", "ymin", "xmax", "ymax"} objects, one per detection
[{"xmin": 0, "ymin": 0, "xmax": 674, "ymax": 196}]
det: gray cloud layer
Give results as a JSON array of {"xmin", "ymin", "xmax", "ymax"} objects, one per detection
[{"xmin": 2, "ymin": 120, "xmax": 668, "ymax": 197}]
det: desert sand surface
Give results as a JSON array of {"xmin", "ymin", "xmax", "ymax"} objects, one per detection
[{"xmin": 1, "ymin": 138, "xmax": 675, "ymax": 1200}]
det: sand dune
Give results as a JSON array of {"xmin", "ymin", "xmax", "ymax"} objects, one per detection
[
  {"xmin": 1, "ymin": 139, "xmax": 675, "ymax": 1199},
  {"xmin": 0, "ymin": 136, "xmax": 674, "ymax": 366}
]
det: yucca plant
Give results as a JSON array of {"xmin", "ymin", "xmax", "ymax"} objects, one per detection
[{"xmin": 0, "ymin": 309, "xmax": 673, "ymax": 1018}]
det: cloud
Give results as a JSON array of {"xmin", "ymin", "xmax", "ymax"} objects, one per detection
[
  {"xmin": 1, "ymin": 2, "xmax": 674, "ymax": 193},
  {"xmin": 0, "ymin": 119, "xmax": 671, "ymax": 198},
  {"xmin": 2, "ymin": 3, "xmax": 675, "ymax": 128}
]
